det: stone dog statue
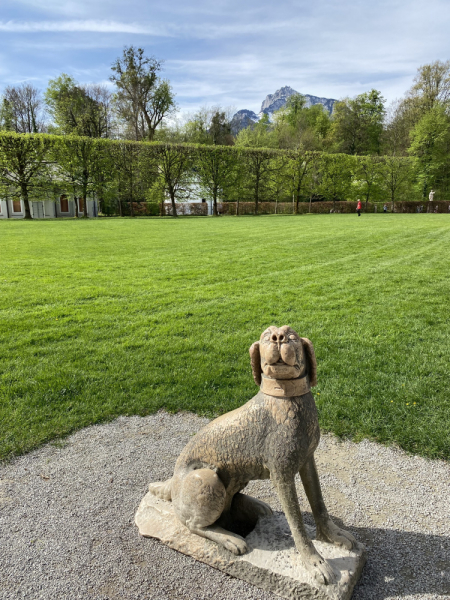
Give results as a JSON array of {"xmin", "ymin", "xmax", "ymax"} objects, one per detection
[{"xmin": 149, "ymin": 326, "xmax": 356, "ymax": 585}]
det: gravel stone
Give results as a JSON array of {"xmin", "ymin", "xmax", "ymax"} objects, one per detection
[{"xmin": 0, "ymin": 411, "xmax": 449, "ymax": 600}]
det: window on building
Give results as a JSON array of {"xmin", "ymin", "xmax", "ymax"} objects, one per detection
[
  {"xmin": 78, "ymin": 198, "xmax": 85, "ymax": 212},
  {"xmin": 13, "ymin": 200, "xmax": 21, "ymax": 213},
  {"xmin": 60, "ymin": 196, "xmax": 69, "ymax": 212}
]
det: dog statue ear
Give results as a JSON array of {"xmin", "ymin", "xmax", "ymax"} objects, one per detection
[
  {"xmin": 300, "ymin": 338, "xmax": 317, "ymax": 387},
  {"xmin": 249, "ymin": 341, "xmax": 262, "ymax": 386}
]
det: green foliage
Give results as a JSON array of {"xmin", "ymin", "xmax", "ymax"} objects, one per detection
[
  {"xmin": 1, "ymin": 217, "xmax": 450, "ymax": 461},
  {"xmin": 410, "ymin": 60, "xmax": 450, "ymax": 114},
  {"xmin": 52, "ymin": 136, "xmax": 112, "ymax": 217},
  {"xmin": 146, "ymin": 142, "xmax": 195, "ymax": 216},
  {"xmin": 273, "ymin": 95, "xmax": 332, "ymax": 151},
  {"xmin": 286, "ymin": 150, "xmax": 321, "ymax": 210},
  {"xmin": 352, "ymin": 155, "xmax": 384, "ymax": 205},
  {"xmin": 331, "ymin": 90, "xmax": 386, "ymax": 155},
  {"xmin": 379, "ymin": 156, "xmax": 414, "ymax": 207},
  {"xmin": 107, "ymin": 139, "xmax": 151, "ymax": 216},
  {"xmin": 0, "ymin": 99, "xmax": 15, "ymax": 132},
  {"xmin": 238, "ymin": 146, "xmax": 287, "ymax": 211},
  {"xmin": 235, "ymin": 114, "xmax": 278, "ymax": 149},
  {"xmin": 0, "ymin": 132, "xmax": 53, "ymax": 218},
  {"xmin": 195, "ymin": 145, "xmax": 239, "ymax": 214},
  {"xmin": 318, "ymin": 154, "xmax": 355, "ymax": 206},
  {"xmin": 45, "ymin": 74, "xmax": 112, "ymax": 138},
  {"xmin": 408, "ymin": 104, "xmax": 450, "ymax": 198},
  {"xmin": 0, "ymin": 132, "xmax": 429, "ymax": 216}
]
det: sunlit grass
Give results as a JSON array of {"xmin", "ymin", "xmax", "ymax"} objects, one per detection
[{"xmin": 1, "ymin": 214, "xmax": 449, "ymax": 460}]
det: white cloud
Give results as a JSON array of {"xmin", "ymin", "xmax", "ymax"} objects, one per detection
[
  {"xmin": 1, "ymin": 0, "xmax": 450, "ymax": 114},
  {"xmin": 0, "ymin": 20, "xmax": 166, "ymax": 35}
]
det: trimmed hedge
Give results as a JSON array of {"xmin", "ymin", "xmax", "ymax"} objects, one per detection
[{"xmin": 1, "ymin": 132, "xmax": 450, "ymax": 218}]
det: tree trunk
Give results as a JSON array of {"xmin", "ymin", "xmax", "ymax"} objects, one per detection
[
  {"xmin": 83, "ymin": 174, "xmax": 89, "ymax": 218},
  {"xmin": 21, "ymin": 184, "xmax": 32, "ymax": 220},
  {"xmin": 255, "ymin": 179, "xmax": 259, "ymax": 215},
  {"xmin": 74, "ymin": 196, "xmax": 79, "ymax": 218},
  {"xmin": 213, "ymin": 189, "xmax": 218, "ymax": 216},
  {"xmin": 170, "ymin": 187, "xmax": 177, "ymax": 217},
  {"xmin": 309, "ymin": 196, "xmax": 312, "ymax": 213},
  {"xmin": 236, "ymin": 198, "xmax": 239, "ymax": 216},
  {"xmin": 160, "ymin": 200, "xmax": 164, "ymax": 217},
  {"xmin": 130, "ymin": 171, "xmax": 135, "ymax": 217},
  {"xmin": 54, "ymin": 202, "xmax": 58, "ymax": 218}
]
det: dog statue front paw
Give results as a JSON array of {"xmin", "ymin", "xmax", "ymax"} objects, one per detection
[
  {"xmin": 298, "ymin": 548, "xmax": 336, "ymax": 585},
  {"xmin": 316, "ymin": 518, "xmax": 356, "ymax": 550}
]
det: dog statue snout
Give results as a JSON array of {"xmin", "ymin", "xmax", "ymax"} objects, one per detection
[
  {"xmin": 271, "ymin": 332, "xmax": 285, "ymax": 344},
  {"xmin": 265, "ymin": 342, "xmax": 281, "ymax": 364}
]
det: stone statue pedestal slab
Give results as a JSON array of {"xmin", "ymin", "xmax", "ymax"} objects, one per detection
[{"xmin": 135, "ymin": 491, "xmax": 366, "ymax": 600}]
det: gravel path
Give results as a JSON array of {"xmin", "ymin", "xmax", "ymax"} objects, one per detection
[{"xmin": 1, "ymin": 411, "xmax": 449, "ymax": 600}]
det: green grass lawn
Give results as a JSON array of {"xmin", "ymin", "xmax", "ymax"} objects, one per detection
[{"xmin": 1, "ymin": 214, "xmax": 449, "ymax": 461}]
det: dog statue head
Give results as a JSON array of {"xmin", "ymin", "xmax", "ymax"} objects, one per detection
[{"xmin": 249, "ymin": 326, "xmax": 317, "ymax": 398}]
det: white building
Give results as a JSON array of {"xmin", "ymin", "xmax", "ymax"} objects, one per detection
[{"xmin": 0, "ymin": 196, "xmax": 98, "ymax": 219}]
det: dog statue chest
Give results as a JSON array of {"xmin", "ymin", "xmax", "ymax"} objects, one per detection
[{"xmin": 262, "ymin": 392, "xmax": 320, "ymax": 469}]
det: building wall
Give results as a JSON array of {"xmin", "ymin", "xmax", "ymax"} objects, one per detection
[
  {"xmin": 0, "ymin": 199, "xmax": 25, "ymax": 218},
  {"xmin": 0, "ymin": 197, "xmax": 98, "ymax": 219}
]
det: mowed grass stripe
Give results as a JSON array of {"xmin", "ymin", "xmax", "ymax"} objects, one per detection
[{"xmin": 0, "ymin": 215, "xmax": 449, "ymax": 460}]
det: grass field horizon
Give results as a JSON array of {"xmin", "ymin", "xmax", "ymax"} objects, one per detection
[{"xmin": 1, "ymin": 214, "xmax": 449, "ymax": 461}]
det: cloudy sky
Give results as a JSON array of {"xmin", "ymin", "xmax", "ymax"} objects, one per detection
[{"xmin": 1, "ymin": 0, "xmax": 449, "ymax": 115}]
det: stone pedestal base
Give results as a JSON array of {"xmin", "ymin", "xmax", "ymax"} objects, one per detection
[{"xmin": 135, "ymin": 491, "xmax": 366, "ymax": 600}]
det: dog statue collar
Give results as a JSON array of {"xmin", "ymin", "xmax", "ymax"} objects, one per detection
[{"xmin": 261, "ymin": 374, "xmax": 311, "ymax": 398}]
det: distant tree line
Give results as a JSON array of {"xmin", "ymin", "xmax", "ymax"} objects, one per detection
[{"xmin": 1, "ymin": 54, "xmax": 450, "ymax": 208}]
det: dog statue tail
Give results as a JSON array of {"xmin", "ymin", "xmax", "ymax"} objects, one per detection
[{"xmin": 148, "ymin": 478, "xmax": 172, "ymax": 501}]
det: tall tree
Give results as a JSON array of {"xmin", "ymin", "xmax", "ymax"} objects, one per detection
[
  {"xmin": 385, "ymin": 61, "xmax": 450, "ymax": 155},
  {"xmin": 353, "ymin": 155, "xmax": 383, "ymax": 207},
  {"xmin": 111, "ymin": 46, "xmax": 176, "ymax": 141},
  {"xmin": 318, "ymin": 154, "xmax": 353, "ymax": 209},
  {"xmin": 109, "ymin": 140, "xmax": 146, "ymax": 216},
  {"xmin": 408, "ymin": 104, "xmax": 450, "ymax": 199},
  {"xmin": 331, "ymin": 90, "xmax": 386, "ymax": 155},
  {"xmin": 145, "ymin": 143, "xmax": 193, "ymax": 217},
  {"xmin": 1, "ymin": 84, "xmax": 45, "ymax": 133},
  {"xmin": 379, "ymin": 156, "xmax": 413, "ymax": 209},
  {"xmin": 55, "ymin": 136, "xmax": 110, "ymax": 217},
  {"xmin": 195, "ymin": 145, "xmax": 239, "ymax": 215},
  {"xmin": 209, "ymin": 110, "xmax": 233, "ymax": 145},
  {"xmin": 409, "ymin": 60, "xmax": 450, "ymax": 113},
  {"xmin": 45, "ymin": 74, "xmax": 113, "ymax": 138},
  {"xmin": 239, "ymin": 147, "xmax": 284, "ymax": 213},
  {"xmin": 287, "ymin": 149, "xmax": 321, "ymax": 212},
  {"xmin": 0, "ymin": 133, "xmax": 52, "ymax": 219},
  {"xmin": 382, "ymin": 99, "xmax": 411, "ymax": 156}
]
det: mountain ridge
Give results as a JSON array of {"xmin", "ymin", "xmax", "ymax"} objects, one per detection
[{"xmin": 231, "ymin": 86, "xmax": 337, "ymax": 134}]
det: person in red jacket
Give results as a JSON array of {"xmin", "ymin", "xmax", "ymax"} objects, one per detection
[{"xmin": 356, "ymin": 199, "xmax": 362, "ymax": 217}]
